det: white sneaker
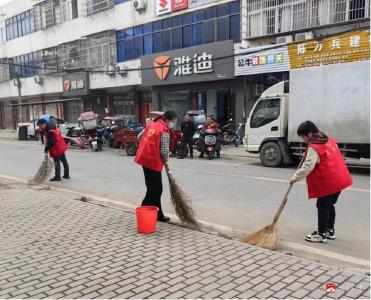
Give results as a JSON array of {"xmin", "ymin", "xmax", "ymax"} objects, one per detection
[
  {"xmin": 327, "ymin": 229, "xmax": 336, "ymax": 240},
  {"xmin": 305, "ymin": 231, "xmax": 327, "ymax": 243}
]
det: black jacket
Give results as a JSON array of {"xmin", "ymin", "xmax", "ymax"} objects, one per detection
[
  {"xmin": 181, "ymin": 121, "xmax": 196, "ymax": 138},
  {"xmin": 44, "ymin": 119, "xmax": 57, "ymax": 152}
]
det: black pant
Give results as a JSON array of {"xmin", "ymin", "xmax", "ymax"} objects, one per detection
[
  {"xmin": 141, "ymin": 167, "xmax": 164, "ymax": 219},
  {"xmin": 316, "ymin": 192, "xmax": 340, "ymax": 234},
  {"xmin": 53, "ymin": 153, "xmax": 69, "ymax": 178},
  {"xmin": 182, "ymin": 137, "xmax": 193, "ymax": 157}
]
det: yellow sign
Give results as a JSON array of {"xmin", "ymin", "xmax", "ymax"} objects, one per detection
[{"xmin": 288, "ymin": 29, "xmax": 370, "ymax": 69}]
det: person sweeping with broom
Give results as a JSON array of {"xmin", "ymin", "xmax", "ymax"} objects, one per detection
[
  {"xmin": 37, "ymin": 116, "xmax": 70, "ymax": 182},
  {"xmin": 135, "ymin": 111, "xmax": 178, "ymax": 223},
  {"xmin": 289, "ymin": 121, "xmax": 353, "ymax": 243}
]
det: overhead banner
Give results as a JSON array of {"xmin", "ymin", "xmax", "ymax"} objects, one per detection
[
  {"xmin": 235, "ymin": 45, "xmax": 290, "ymax": 76},
  {"xmin": 141, "ymin": 40, "xmax": 234, "ymax": 86},
  {"xmin": 288, "ymin": 29, "xmax": 370, "ymax": 69}
]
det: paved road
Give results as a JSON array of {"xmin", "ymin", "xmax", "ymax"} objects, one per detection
[
  {"xmin": 0, "ymin": 140, "xmax": 369, "ymax": 269},
  {"xmin": 0, "ymin": 183, "xmax": 369, "ymax": 299}
]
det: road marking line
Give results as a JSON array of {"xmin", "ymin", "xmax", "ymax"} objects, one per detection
[
  {"xmin": 0, "ymin": 174, "xmax": 369, "ymax": 268},
  {"xmin": 282, "ymin": 241, "xmax": 370, "ymax": 268},
  {"xmin": 174, "ymin": 168, "xmax": 370, "ymax": 193}
]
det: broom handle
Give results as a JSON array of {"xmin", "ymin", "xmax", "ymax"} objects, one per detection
[
  {"xmin": 272, "ymin": 154, "xmax": 306, "ymax": 224},
  {"xmin": 164, "ymin": 162, "xmax": 170, "ymax": 174},
  {"xmin": 272, "ymin": 184, "xmax": 294, "ymax": 223}
]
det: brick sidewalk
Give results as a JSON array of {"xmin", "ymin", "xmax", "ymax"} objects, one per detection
[{"xmin": 0, "ymin": 183, "xmax": 369, "ymax": 299}]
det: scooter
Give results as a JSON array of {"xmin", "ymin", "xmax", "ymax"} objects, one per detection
[
  {"xmin": 87, "ymin": 130, "xmax": 103, "ymax": 151},
  {"xmin": 221, "ymin": 120, "xmax": 244, "ymax": 147},
  {"xmin": 202, "ymin": 128, "xmax": 218, "ymax": 160}
]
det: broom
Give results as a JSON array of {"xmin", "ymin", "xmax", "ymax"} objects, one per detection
[
  {"xmin": 241, "ymin": 157, "xmax": 305, "ymax": 250},
  {"xmin": 29, "ymin": 153, "xmax": 54, "ymax": 185},
  {"xmin": 164, "ymin": 162, "xmax": 200, "ymax": 228}
]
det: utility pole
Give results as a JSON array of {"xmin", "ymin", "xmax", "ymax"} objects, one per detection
[{"xmin": 14, "ymin": 71, "xmax": 22, "ymax": 122}]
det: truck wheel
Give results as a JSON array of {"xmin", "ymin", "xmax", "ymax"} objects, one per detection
[
  {"xmin": 260, "ymin": 142, "xmax": 283, "ymax": 167},
  {"xmin": 126, "ymin": 143, "xmax": 137, "ymax": 156}
]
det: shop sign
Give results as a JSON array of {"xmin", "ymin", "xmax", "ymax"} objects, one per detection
[
  {"xmin": 62, "ymin": 72, "xmax": 89, "ymax": 97},
  {"xmin": 162, "ymin": 92, "xmax": 189, "ymax": 102},
  {"xmin": 189, "ymin": 0, "xmax": 215, "ymax": 8},
  {"xmin": 288, "ymin": 29, "xmax": 370, "ymax": 69},
  {"xmin": 156, "ymin": 0, "xmax": 171, "ymax": 16},
  {"xmin": 235, "ymin": 45, "xmax": 290, "ymax": 76},
  {"xmin": 142, "ymin": 40, "xmax": 234, "ymax": 86},
  {"xmin": 172, "ymin": 0, "xmax": 188, "ymax": 11}
]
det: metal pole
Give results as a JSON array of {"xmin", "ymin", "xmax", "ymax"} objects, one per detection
[{"xmin": 15, "ymin": 72, "xmax": 22, "ymax": 122}]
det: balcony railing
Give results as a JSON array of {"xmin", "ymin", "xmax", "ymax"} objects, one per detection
[{"xmin": 245, "ymin": 0, "xmax": 370, "ymax": 38}]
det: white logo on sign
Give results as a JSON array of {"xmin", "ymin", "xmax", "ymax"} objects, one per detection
[
  {"xmin": 173, "ymin": 52, "xmax": 213, "ymax": 76},
  {"xmin": 156, "ymin": 0, "xmax": 171, "ymax": 16}
]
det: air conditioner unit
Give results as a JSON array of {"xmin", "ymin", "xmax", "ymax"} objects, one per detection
[
  {"xmin": 34, "ymin": 75, "xmax": 42, "ymax": 84},
  {"xmin": 116, "ymin": 63, "xmax": 128, "ymax": 77},
  {"xmin": 295, "ymin": 32, "xmax": 314, "ymax": 42},
  {"xmin": 106, "ymin": 65, "xmax": 115, "ymax": 77},
  {"xmin": 253, "ymin": 84, "xmax": 265, "ymax": 96},
  {"xmin": 276, "ymin": 35, "xmax": 293, "ymax": 44},
  {"xmin": 132, "ymin": 0, "xmax": 147, "ymax": 13}
]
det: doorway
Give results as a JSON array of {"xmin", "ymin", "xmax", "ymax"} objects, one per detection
[{"xmin": 216, "ymin": 89, "xmax": 235, "ymax": 124}]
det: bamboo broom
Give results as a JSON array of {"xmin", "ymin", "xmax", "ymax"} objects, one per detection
[
  {"xmin": 29, "ymin": 153, "xmax": 54, "ymax": 185},
  {"xmin": 164, "ymin": 162, "xmax": 200, "ymax": 228}
]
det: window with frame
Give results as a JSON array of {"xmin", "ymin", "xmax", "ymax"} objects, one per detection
[
  {"xmin": 116, "ymin": 0, "xmax": 240, "ymax": 62},
  {"xmin": 250, "ymin": 98, "xmax": 280, "ymax": 129},
  {"xmin": 87, "ymin": 0, "xmax": 115, "ymax": 15},
  {"xmin": 62, "ymin": 0, "xmax": 78, "ymax": 22},
  {"xmin": 34, "ymin": 0, "xmax": 61, "ymax": 30},
  {"xmin": 0, "ymin": 59, "xmax": 9, "ymax": 82},
  {"xmin": 5, "ymin": 9, "xmax": 36, "ymax": 41},
  {"xmin": 58, "ymin": 40, "xmax": 82, "ymax": 70}
]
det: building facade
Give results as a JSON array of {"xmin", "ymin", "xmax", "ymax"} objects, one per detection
[{"xmin": 0, "ymin": 0, "xmax": 369, "ymax": 130}]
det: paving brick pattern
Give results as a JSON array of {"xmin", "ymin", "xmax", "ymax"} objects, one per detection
[{"xmin": 0, "ymin": 184, "xmax": 369, "ymax": 299}]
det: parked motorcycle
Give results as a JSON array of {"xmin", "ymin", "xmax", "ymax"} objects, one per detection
[
  {"xmin": 78, "ymin": 112, "xmax": 103, "ymax": 152},
  {"xmin": 64, "ymin": 127, "xmax": 88, "ymax": 149},
  {"xmin": 220, "ymin": 119, "xmax": 244, "ymax": 147},
  {"xmin": 199, "ymin": 127, "xmax": 219, "ymax": 160}
]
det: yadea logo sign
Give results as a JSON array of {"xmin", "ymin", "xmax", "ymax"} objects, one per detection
[{"xmin": 156, "ymin": 0, "xmax": 171, "ymax": 15}]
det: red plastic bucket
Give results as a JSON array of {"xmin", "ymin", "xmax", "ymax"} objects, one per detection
[{"xmin": 136, "ymin": 206, "xmax": 159, "ymax": 234}]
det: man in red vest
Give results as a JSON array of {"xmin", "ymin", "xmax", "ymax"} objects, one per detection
[
  {"xmin": 290, "ymin": 121, "xmax": 352, "ymax": 243},
  {"xmin": 37, "ymin": 118, "xmax": 69, "ymax": 182},
  {"xmin": 135, "ymin": 111, "xmax": 178, "ymax": 222}
]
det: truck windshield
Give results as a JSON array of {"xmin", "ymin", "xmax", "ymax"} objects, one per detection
[{"xmin": 250, "ymin": 98, "xmax": 280, "ymax": 128}]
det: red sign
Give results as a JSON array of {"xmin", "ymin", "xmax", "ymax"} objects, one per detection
[
  {"xmin": 172, "ymin": 0, "xmax": 188, "ymax": 11},
  {"xmin": 153, "ymin": 56, "xmax": 172, "ymax": 80},
  {"xmin": 160, "ymin": 0, "xmax": 168, "ymax": 8}
]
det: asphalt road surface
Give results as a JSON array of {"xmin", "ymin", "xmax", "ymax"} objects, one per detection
[{"xmin": 0, "ymin": 140, "xmax": 369, "ymax": 271}]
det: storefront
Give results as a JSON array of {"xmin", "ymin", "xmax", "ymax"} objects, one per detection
[
  {"xmin": 234, "ymin": 44, "xmax": 291, "ymax": 118},
  {"xmin": 141, "ymin": 40, "xmax": 236, "ymax": 124}
]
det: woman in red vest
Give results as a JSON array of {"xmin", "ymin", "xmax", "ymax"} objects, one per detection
[
  {"xmin": 290, "ymin": 121, "xmax": 352, "ymax": 243},
  {"xmin": 135, "ymin": 111, "xmax": 177, "ymax": 222},
  {"xmin": 37, "ymin": 118, "xmax": 69, "ymax": 182}
]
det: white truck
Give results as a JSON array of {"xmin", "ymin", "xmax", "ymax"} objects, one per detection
[{"xmin": 244, "ymin": 60, "xmax": 370, "ymax": 167}]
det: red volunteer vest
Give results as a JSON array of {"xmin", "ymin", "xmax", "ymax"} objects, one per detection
[
  {"xmin": 306, "ymin": 137, "xmax": 352, "ymax": 199},
  {"xmin": 135, "ymin": 119, "xmax": 169, "ymax": 172},
  {"xmin": 46, "ymin": 129, "xmax": 68, "ymax": 158}
]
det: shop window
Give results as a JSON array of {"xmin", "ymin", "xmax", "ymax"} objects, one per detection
[
  {"xmin": 217, "ymin": 17, "xmax": 229, "ymax": 41},
  {"xmin": 217, "ymin": 4, "xmax": 229, "ymax": 17},
  {"xmin": 153, "ymin": 32, "xmax": 161, "ymax": 53},
  {"xmin": 161, "ymin": 30, "xmax": 171, "ymax": 51},
  {"xmin": 143, "ymin": 34, "xmax": 153, "ymax": 55},
  {"xmin": 204, "ymin": 20, "xmax": 215, "ymax": 43},
  {"xmin": 194, "ymin": 23, "xmax": 203, "ymax": 45},
  {"xmin": 182, "ymin": 25, "xmax": 193, "ymax": 48},
  {"xmin": 230, "ymin": 15, "xmax": 240, "ymax": 43},
  {"xmin": 162, "ymin": 18, "xmax": 171, "ymax": 29},
  {"xmin": 182, "ymin": 13, "xmax": 193, "ymax": 25},
  {"xmin": 194, "ymin": 11, "xmax": 204, "ymax": 22},
  {"xmin": 134, "ymin": 36, "xmax": 143, "ymax": 57},
  {"xmin": 171, "ymin": 15, "xmax": 182, "ymax": 27},
  {"xmin": 172, "ymin": 27, "xmax": 182, "ymax": 49},
  {"xmin": 134, "ymin": 25, "xmax": 143, "ymax": 36},
  {"xmin": 116, "ymin": 0, "xmax": 241, "ymax": 62},
  {"xmin": 204, "ymin": 7, "xmax": 216, "ymax": 20},
  {"xmin": 143, "ymin": 23, "xmax": 152, "ymax": 34}
]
